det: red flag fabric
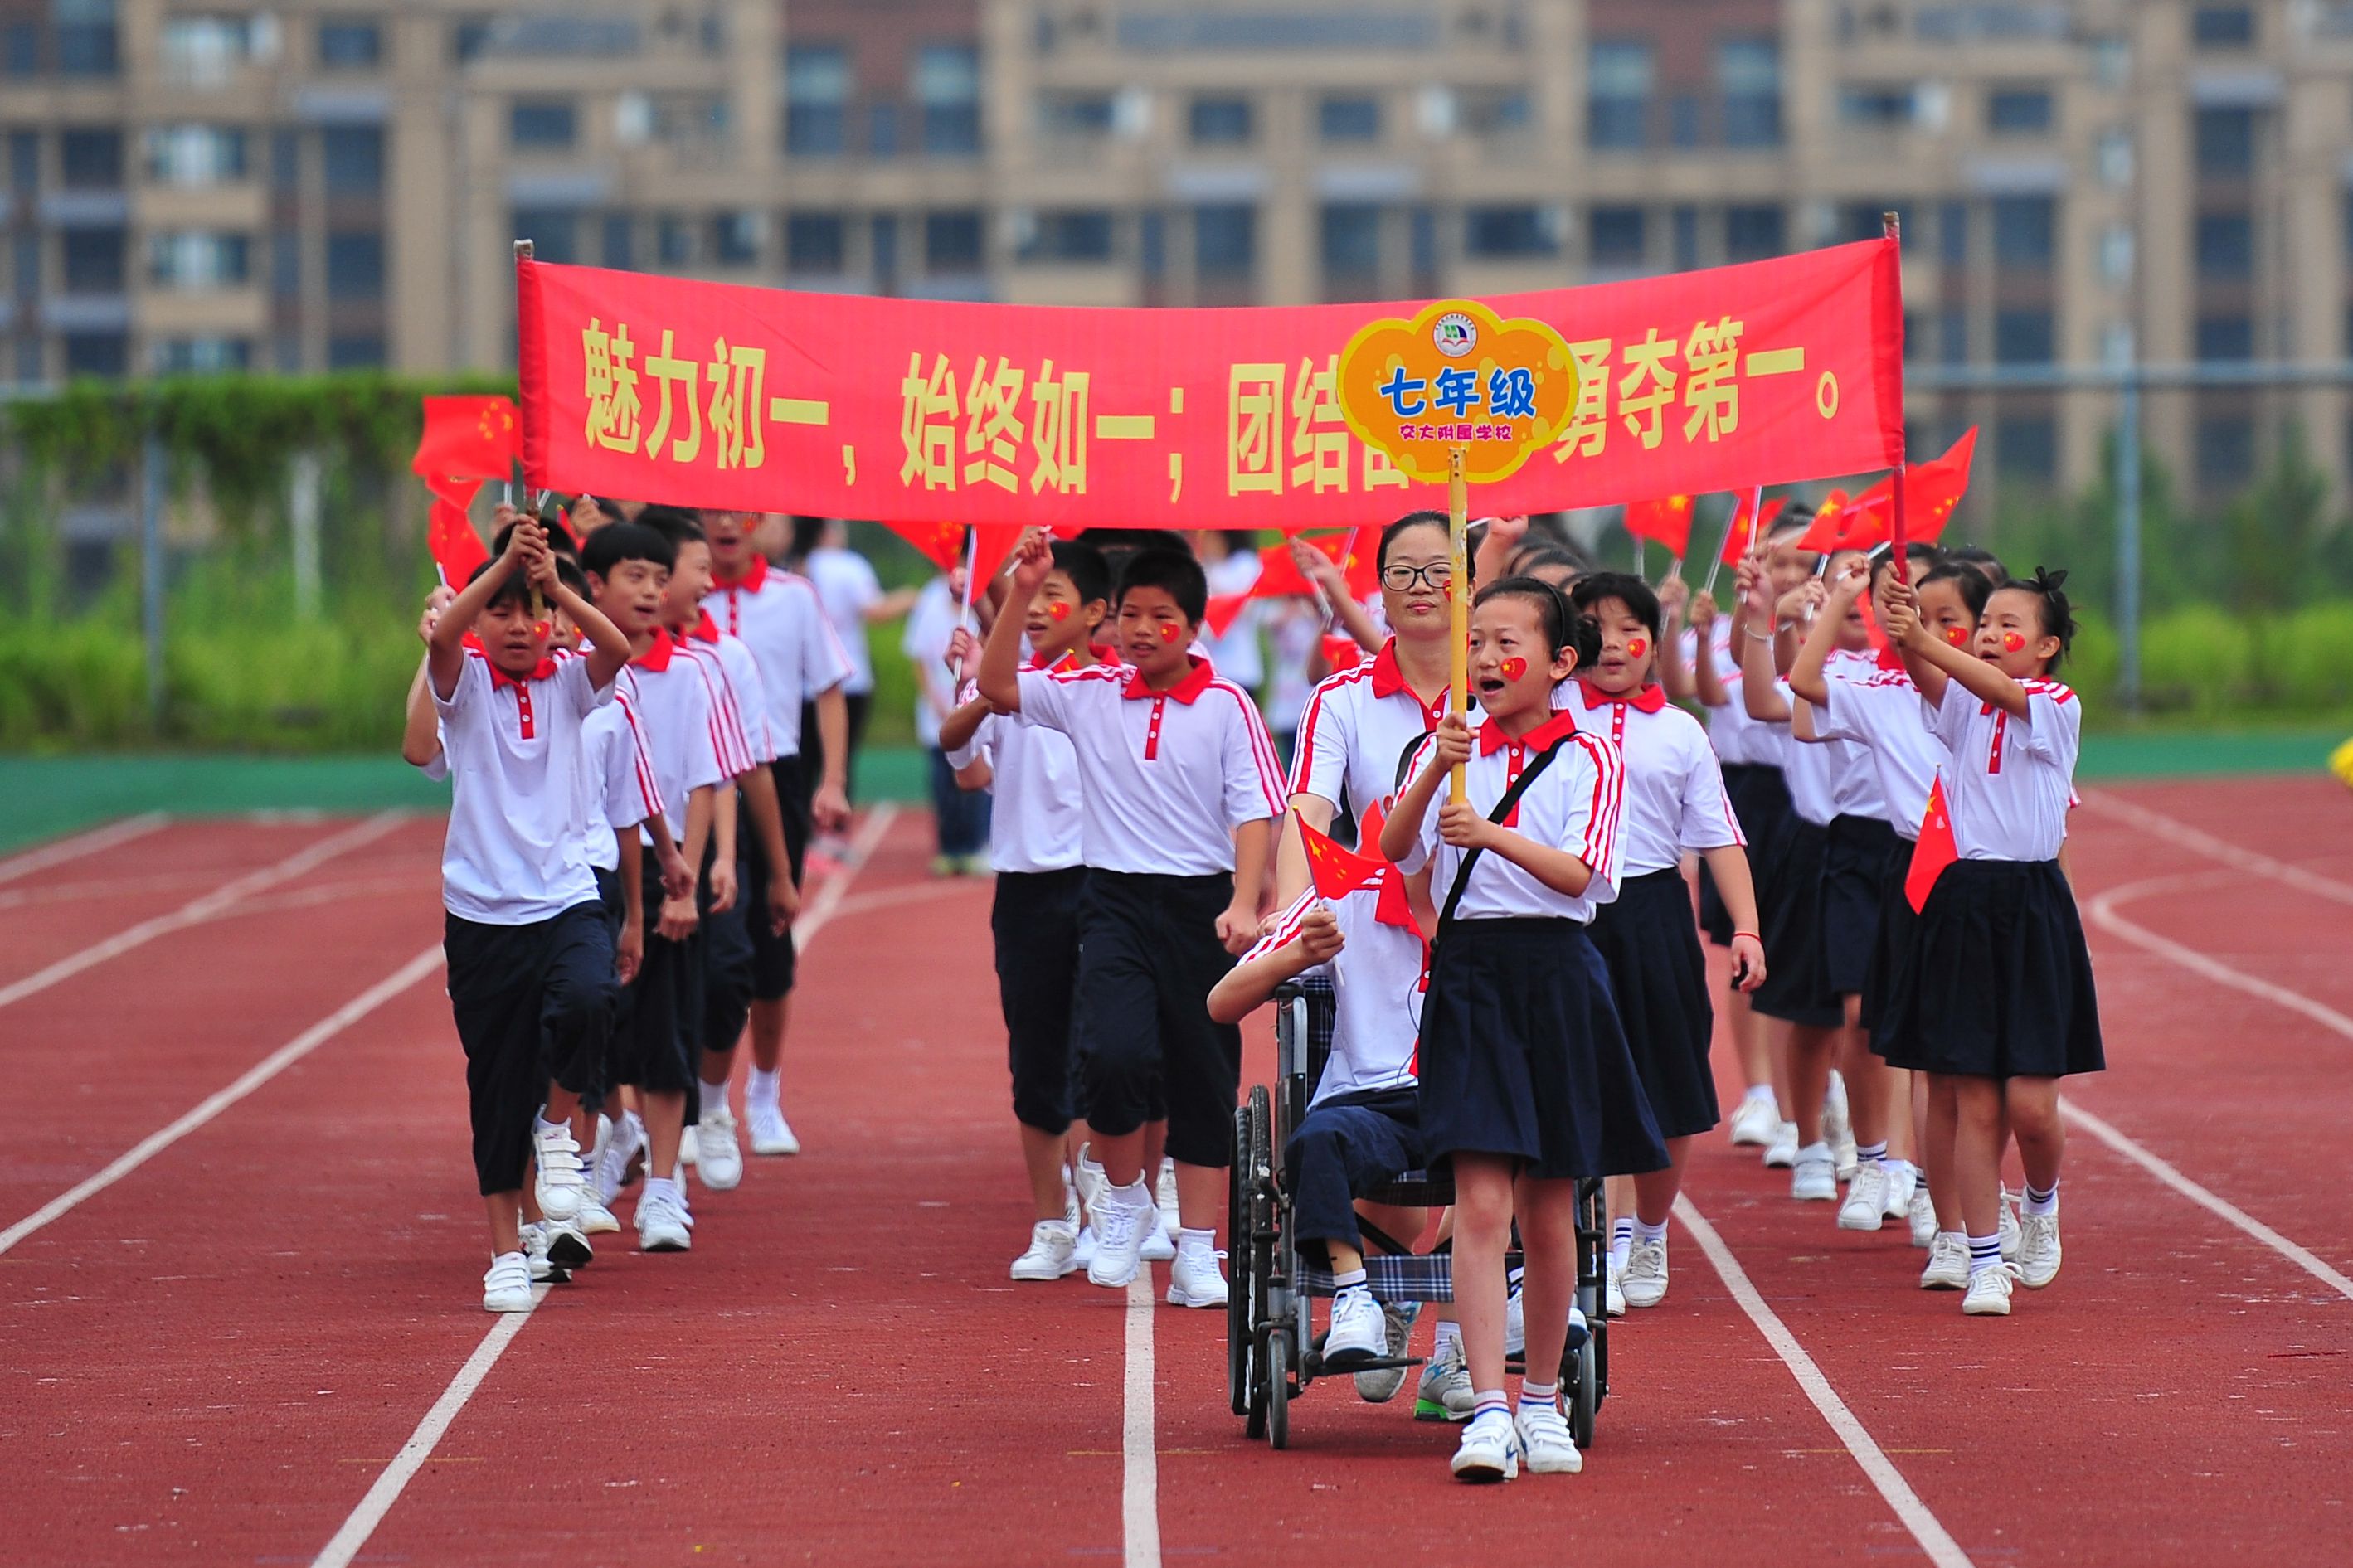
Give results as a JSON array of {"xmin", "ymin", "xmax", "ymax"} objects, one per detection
[
  {"xmin": 1320, "ymin": 634, "xmax": 1365, "ymax": 674},
  {"xmin": 414, "ymin": 396, "xmax": 521, "ymax": 482},
  {"xmin": 1624, "ymin": 495, "xmax": 1695, "ymax": 558},
  {"xmin": 1796, "ymin": 427, "xmax": 1980, "ymax": 556},
  {"xmin": 1249, "ymin": 533, "xmax": 1378, "ymax": 604},
  {"xmin": 1906, "ymin": 774, "xmax": 1958, "ymax": 913},
  {"xmin": 1203, "ymin": 594, "xmax": 1251, "ymax": 638},
  {"xmin": 1723, "ymin": 493, "xmax": 1787, "ymax": 566},
  {"xmin": 879, "ymin": 521, "xmax": 1023, "ymax": 585},
  {"xmin": 1796, "ymin": 487, "xmax": 1892, "ymax": 555},
  {"xmin": 1298, "ymin": 817, "xmax": 1417, "ymax": 934},
  {"xmin": 429, "ymin": 493, "xmax": 491, "ymax": 586},
  {"xmin": 516, "ymin": 242, "xmax": 1908, "ymax": 527}
]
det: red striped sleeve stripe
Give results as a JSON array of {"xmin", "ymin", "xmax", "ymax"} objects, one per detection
[
  {"xmin": 1287, "ymin": 684, "xmax": 1331, "ymax": 799},
  {"xmin": 1215, "ymin": 682, "xmax": 1288, "ymax": 817},
  {"xmin": 615, "ymin": 690, "xmax": 664, "ymax": 820}
]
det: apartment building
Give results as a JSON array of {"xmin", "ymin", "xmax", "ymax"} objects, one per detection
[{"xmin": 2, "ymin": 0, "xmax": 2347, "ymax": 496}]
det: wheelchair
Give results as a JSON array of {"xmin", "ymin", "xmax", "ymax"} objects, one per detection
[{"xmin": 1227, "ymin": 975, "xmax": 1610, "ymax": 1450}]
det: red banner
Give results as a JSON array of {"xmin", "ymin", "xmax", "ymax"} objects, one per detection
[{"xmin": 516, "ymin": 241, "xmax": 1904, "ymax": 529}]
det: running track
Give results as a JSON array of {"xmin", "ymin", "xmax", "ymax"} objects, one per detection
[{"xmin": 0, "ymin": 780, "xmax": 2346, "ymax": 1565}]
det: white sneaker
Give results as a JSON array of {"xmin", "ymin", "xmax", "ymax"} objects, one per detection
[
  {"xmin": 1621, "ymin": 1239, "xmax": 1669, "ymax": 1308},
  {"xmin": 1322, "ymin": 1289, "xmax": 1386, "ymax": 1367},
  {"xmin": 1963, "ymin": 1262, "xmax": 2021, "ymax": 1315},
  {"xmin": 746, "ymin": 1091, "xmax": 800, "ymax": 1156},
  {"xmin": 592, "ymin": 1112, "xmax": 643, "ymax": 1206},
  {"xmin": 1823, "ymin": 1074, "xmax": 1855, "ymax": 1179},
  {"xmin": 482, "ymin": 1251, "xmax": 532, "ymax": 1313},
  {"xmin": 1881, "ymin": 1161, "xmax": 1918, "ymax": 1219},
  {"xmin": 1791, "ymin": 1147, "xmax": 1838, "ymax": 1201},
  {"xmin": 1998, "ymin": 1192, "xmax": 2022, "ymax": 1259},
  {"xmin": 1073, "ymin": 1146, "xmax": 1107, "ymax": 1216},
  {"xmin": 1514, "ymin": 1403, "xmax": 1583, "ymax": 1475},
  {"xmin": 636, "ymin": 1191, "xmax": 691, "ymax": 1252},
  {"xmin": 1166, "ymin": 1235, "xmax": 1228, "ymax": 1308},
  {"xmin": 678, "ymin": 1121, "xmax": 698, "ymax": 1168},
  {"xmin": 532, "ymin": 1122, "xmax": 585, "ymax": 1222},
  {"xmin": 519, "ymin": 1222, "xmax": 566, "ymax": 1284},
  {"xmin": 1416, "ymin": 1341, "xmax": 1475, "ymax": 1423},
  {"xmin": 1138, "ymin": 1206, "xmax": 1176, "ymax": 1263},
  {"xmin": 1451, "ymin": 1410, "xmax": 1520, "ymax": 1483},
  {"xmin": 1355, "ymin": 1303, "xmax": 1419, "ymax": 1403},
  {"xmin": 1919, "ymin": 1233, "xmax": 1969, "ymax": 1289},
  {"xmin": 1503, "ymin": 1283, "xmax": 1525, "ymax": 1356},
  {"xmin": 1072, "ymin": 1224, "xmax": 1098, "ymax": 1270},
  {"xmin": 1838, "ymin": 1164, "xmax": 1888, "ymax": 1231},
  {"xmin": 1010, "ymin": 1219, "xmax": 1079, "ymax": 1281},
  {"xmin": 1907, "ymin": 1189, "xmax": 1937, "ymax": 1249},
  {"xmin": 1728, "ymin": 1095, "xmax": 1781, "ymax": 1148},
  {"xmin": 1604, "ymin": 1262, "xmax": 1626, "ymax": 1318},
  {"xmin": 1762, "ymin": 1122, "xmax": 1800, "ymax": 1168},
  {"xmin": 2017, "ymin": 1210, "xmax": 2062, "ymax": 1288},
  {"xmin": 1155, "ymin": 1158, "xmax": 1181, "ymax": 1240},
  {"xmin": 1087, "ymin": 1186, "xmax": 1149, "ymax": 1289},
  {"xmin": 696, "ymin": 1104, "xmax": 743, "ymax": 1192},
  {"xmin": 543, "ymin": 1217, "xmax": 592, "ymax": 1271}
]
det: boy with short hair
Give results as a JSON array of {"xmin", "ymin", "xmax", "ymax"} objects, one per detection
[
  {"xmin": 977, "ymin": 532, "xmax": 1284, "ymax": 1305},
  {"xmin": 426, "ymin": 519, "xmax": 634, "ymax": 1311}
]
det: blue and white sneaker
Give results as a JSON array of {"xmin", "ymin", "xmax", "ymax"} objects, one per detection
[
  {"xmin": 1451, "ymin": 1410, "xmax": 1520, "ymax": 1482},
  {"xmin": 1514, "ymin": 1403, "xmax": 1582, "ymax": 1474}
]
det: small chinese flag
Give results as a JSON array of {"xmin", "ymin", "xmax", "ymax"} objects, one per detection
[
  {"xmin": 1899, "ymin": 425, "xmax": 1978, "ymax": 544},
  {"xmin": 1905, "ymin": 774, "xmax": 1959, "ymax": 914},
  {"xmin": 1723, "ymin": 493, "xmax": 1787, "ymax": 566},
  {"xmin": 1299, "ymin": 817, "xmax": 1417, "ymax": 933},
  {"xmin": 413, "ymin": 396, "xmax": 521, "ymax": 482},
  {"xmin": 1320, "ymin": 634, "xmax": 1365, "ymax": 673},
  {"xmin": 1251, "ymin": 533, "xmax": 1378, "ymax": 603},
  {"xmin": 1624, "ymin": 495, "xmax": 1695, "ymax": 559},
  {"xmin": 1203, "ymin": 593, "xmax": 1252, "ymax": 638},
  {"xmin": 879, "ymin": 522, "xmax": 1024, "ymax": 585},
  {"xmin": 1796, "ymin": 488, "xmax": 1891, "ymax": 555},
  {"xmin": 428, "ymin": 494, "xmax": 491, "ymax": 587}
]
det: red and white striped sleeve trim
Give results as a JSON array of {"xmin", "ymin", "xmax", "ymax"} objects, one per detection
[
  {"xmin": 1214, "ymin": 679, "xmax": 1288, "ymax": 818},
  {"xmin": 788, "ymin": 572, "xmax": 858, "ymax": 687},
  {"xmin": 1571, "ymin": 732, "xmax": 1626, "ymax": 876},
  {"xmin": 1050, "ymin": 663, "xmax": 1127, "ymax": 687},
  {"xmin": 1239, "ymin": 890, "xmax": 1319, "ymax": 965},
  {"xmin": 614, "ymin": 686, "xmax": 665, "ymax": 823},
  {"xmin": 684, "ymin": 649, "xmax": 751, "ymax": 777},
  {"xmin": 2021, "ymin": 678, "xmax": 2076, "ymax": 704}
]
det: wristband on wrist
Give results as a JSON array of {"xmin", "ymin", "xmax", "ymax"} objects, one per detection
[{"xmin": 1732, "ymin": 930, "xmax": 1761, "ymax": 942}]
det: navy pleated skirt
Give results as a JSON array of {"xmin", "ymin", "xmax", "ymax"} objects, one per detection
[
  {"xmin": 1699, "ymin": 763, "xmax": 1788, "ymax": 946},
  {"xmin": 1753, "ymin": 816, "xmax": 1841, "ymax": 1027},
  {"xmin": 1860, "ymin": 837, "xmax": 1918, "ymax": 1043},
  {"xmin": 1823, "ymin": 813, "xmax": 1903, "ymax": 998},
  {"xmin": 1417, "ymin": 918, "xmax": 1670, "ymax": 1178},
  {"xmin": 1587, "ymin": 869, "xmax": 1719, "ymax": 1139},
  {"xmin": 1876, "ymin": 860, "xmax": 2105, "ymax": 1079}
]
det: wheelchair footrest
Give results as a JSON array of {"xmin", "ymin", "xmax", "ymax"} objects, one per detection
[{"xmin": 1300, "ymin": 1352, "xmax": 1426, "ymax": 1379}]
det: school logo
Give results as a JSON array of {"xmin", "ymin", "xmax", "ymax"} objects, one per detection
[{"xmin": 1432, "ymin": 313, "xmax": 1478, "ymax": 357}]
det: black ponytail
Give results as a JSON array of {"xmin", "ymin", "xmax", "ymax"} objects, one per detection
[{"xmin": 1475, "ymin": 575, "xmax": 1601, "ymax": 675}]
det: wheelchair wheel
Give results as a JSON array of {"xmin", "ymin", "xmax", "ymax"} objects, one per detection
[
  {"xmin": 1227, "ymin": 1104, "xmax": 1254, "ymax": 1417},
  {"xmin": 1266, "ymin": 1328, "xmax": 1291, "ymax": 1451},
  {"xmin": 1569, "ymin": 1333, "xmax": 1598, "ymax": 1449}
]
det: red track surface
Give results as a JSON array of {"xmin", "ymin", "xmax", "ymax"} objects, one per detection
[{"xmin": 1, "ymin": 783, "xmax": 2347, "ymax": 1566}]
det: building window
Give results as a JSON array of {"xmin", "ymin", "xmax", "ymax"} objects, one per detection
[
  {"xmin": 322, "ymin": 126, "xmax": 383, "ymax": 193},
  {"xmin": 1458, "ymin": 86, "xmax": 1531, "ymax": 137},
  {"xmin": 510, "ymin": 100, "xmax": 578, "ymax": 150},
  {"xmin": 2195, "ymin": 211, "xmax": 2253, "ymax": 279},
  {"xmin": 56, "ymin": 0, "xmax": 119, "ymax": 77},
  {"xmin": 453, "ymin": 18, "xmax": 493, "ymax": 62},
  {"xmin": 1718, "ymin": 39, "xmax": 1782, "ymax": 148},
  {"xmin": 1588, "ymin": 41, "xmax": 1653, "ymax": 148},
  {"xmin": 272, "ymin": 129, "xmax": 300, "ymax": 191},
  {"xmin": 915, "ymin": 42, "xmax": 981, "ymax": 155},
  {"xmin": 145, "ymin": 124, "xmax": 247, "ymax": 185},
  {"xmin": 602, "ymin": 213, "xmax": 634, "ymax": 269},
  {"xmin": 1672, "ymin": 205, "xmax": 1699, "ymax": 269},
  {"xmin": 61, "ymin": 227, "xmax": 124, "ymax": 292},
  {"xmin": 508, "ymin": 207, "xmax": 577, "ymax": 265},
  {"xmin": 1995, "ymin": 308, "xmax": 2054, "ymax": 364},
  {"xmin": 328, "ymin": 334, "xmax": 386, "ymax": 370},
  {"xmin": 871, "ymin": 214, "xmax": 899, "ymax": 290},
  {"xmin": 926, "ymin": 210, "xmax": 983, "ymax": 273},
  {"xmin": 149, "ymin": 231, "xmax": 250, "ymax": 288},
  {"xmin": 272, "ymin": 231, "xmax": 300, "ymax": 296},
  {"xmin": 2194, "ymin": 107, "xmax": 2254, "ymax": 176},
  {"xmin": 786, "ymin": 212, "xmax": 845, "ymax": 274},
  {"xmin": 1590, "ymin": 206, "xmax": 1645, "ymax": 267},
  {"xmin": 2196, "ymin": 313, "xmax": 2254, "ymax": 361},
  {"xmin": 1938, "ymin": 201, "xmax": 1969, "ymax": 265},
  {"xmin": 153, "ymin": 336, "xmax": 251, "ymax": 373},
  {"xmin": 317, "ymin": 18, "xmax": 381, "ymax": 70},
  {"xmin": 1319, "ymin": 95, "xmax": 1381, "ymax": 143},
  {"xmin": 4, "ymin": 22, "xmax": 36, "ymax": 77},
  {"xmin": 60, "ymin": 127, "xmax": 123, "ymax": 189},
  {"xmin": 1189, "ymin": 95, "xmax": 1253, "ymax": 145},
  {"xmin": 657, "ymin": 215, "xmax": 692, "ymax": 266},
  {"xmin": 326, "ymin": 230, "xmax": 385, "ymax": 297},
  {"xmin": 1839, "ymin": 84, "xmax": 1915, "ymax": 126},
  {"xmin": 1996, "ymin": 415, "xmax": 2057, "ymax": 482},
  {"xmin": 63, "ymin": 331, "xmax": 127, "ymax": 376},
  {"xmin": 2191, "ymin": 7, "xmax": 2254, "ymax": 47},
  {"xmin": 1021, "ymin": 209, "xmax": 1114, "ymax": 264},
  {"xmin": 1320, "ymin": 203, "xmax": 1381, "ymax": 279},
  {"xmin": 710, "ymin": 211, "xmax": 760, "ymax": 266},
  {"xmin": 1038, "ymin": 91, "xmax": 1115, "ymax": 138},
  {"xmin": 785, "ymin": 44, "xmax": 848, "ymax": 154},
  {"xmin": 1725, "ymin": 204, "xmax": 1785, "ymax": 262},
  {"xmin": 1465, "ymin": 205, "xmax": 1558, "ymax": 260},
  {"xmin": 1991, "ymin": 197, "xmax": 2054, "ymax": 269},
  {"xmin": 1195, "ymin": 203, "xmax": 1256, "ymax": 279},
  {"xmin": 1987, "ymin": 88, "xmax": 2054, "ymax": 134},
  {"xmin": 1936, "ymin": 306, "xmax": 1968, "ymax": 365},
  {"xmin": 2196, "ymin": 414, "xmax": 2255, "ymax": 485},
  {"xmin": 159, "ymin": 15, "xmax": 263, "ymax": 85}
]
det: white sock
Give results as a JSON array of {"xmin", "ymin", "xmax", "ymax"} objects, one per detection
[
  {"xmin": 698, "ymin": 1081, "xmax": 729, "ymax": 1118},
  {"xmin": 1743, "ymin": 1085, "xmax": 1778, "ymax": 1112},
  {"xmin": 1609, "ymin": 1217, "xmax": 1634, "ymax": 1274},
  {"xmin": 1856, "ymin": 1140, "xmax": 1888, "ymax": 1167},
  {"xmin": 749, "ymin": 1066, "xmax": 781, "ymax": 1105},
  {"xmin": 533, "ymin": 1113, "xmax": 566, "ymax": 1142},
  {"xmin": 1885, "ymin": 1158, "xmax": 1916, "ymax": 1185},
  {"xmin": 643, "ymin": 1175, "xmax": 677, "ymax": 1206},
  {"xmin": 1332, "ymin": 1266, "xmax": 1368, "ymax": 1292},
  {"xmin": 1177, "ymin": 1226, "xmax": 1217, "ymax": 1257},
  {"xmin": 1634, "ymin": 1217, "xmax": 1669, "ymax": 1249},
  {"xmin": 1433, "ymin": 1319, "xmax": 1462, "ymax": 1356},
  {"xmin": 1797, "ymin": 1140, "xmax": 1830, "ymax": 1163}
]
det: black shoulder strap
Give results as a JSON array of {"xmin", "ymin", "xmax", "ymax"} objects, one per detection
[{"xmin": 1435, "ymin": 734, "xmax": 1577, "ymax": 939}]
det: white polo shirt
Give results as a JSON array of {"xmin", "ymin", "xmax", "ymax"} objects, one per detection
[
  {"xmin": 1015, "ymin": 655, "xmax": 1285, "ymax": 876},
  {"xmin": 1289, "ymin": 638, "xmax": 1452, "ymax": 827},
  {"xmin": 704, "ymin": 556, "xmax": 853, "ymax": 758},
  {"xmin": 1245, "ymin": 885, "xmax": 1423, "ymax": 1109},
  {"xmin": 680, "ymin": 614, "xmax": 775, "ymax": 774},
  {"xmin": 806, "ymin": 543, "xmax": 883, "ymax": 695},
  {"xmin": 1563, "ymin": 682, "xmax": 1743, "ymax": 877},
  {"xmin": 1396, "ymin": 711, "xmax": 1624, "ymax": 923},
  {"xmin": 1811, "ymin": 669, "xmax": 1947, "ymax": 839},
  {"xmin": 1688, "ymin": 622, "xmax": 1771, "ymax": 769},
  {"xmin": 1928, "ymin": 677, "xmax": 2079, "ymax": 862},
  {"xmin": 577, "ymin": 688, "xmax": 664, "ymax": 872},
  {"xmin": 435, "ymin": 650, "xmax": 611, "ymax": 925},
  {"xmin": 1820, "ymin": 648, "xmax": 1892, "ymax": 822},
  {"xmin": 946, "ymin": 653, "xmax": 1087, "ymax": 876},
  {"xmin": 620, "ymin": 633, "xmax": 727, "ymax": 840}
]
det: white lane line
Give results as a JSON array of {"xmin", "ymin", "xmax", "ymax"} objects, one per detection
[
  {"xmin": 306, "ymin": 806, "xmax": 902, "ymax": 1568},
  {"xmin": 2058, "ymin": 1101, "xmax": 2353, "ymax": 1303},
  {"xmin": 0, "ymin": 812, "xmax": 408, "ymax": 1012},
  {"xmin": 2084, "ymin": 871, "xmax": 2353, "ymax": 1046},
  {"xmin": 1675, "ymin": 1195, "xmax": 1975, "ymax": 1568},
  {"xmin": 0, "ymin": 944, "xmax": 445, "ymax": 1255},
  {"xmin": 0, "ymin": 813, "xmax": 169, "ymax": 886},
  {"xmin": 1123, "ymin": 1274, "xmax": 1161, "ymax": 1568},
  {"xmin": 309, "ymin": 1283, "xmax": 550, "ymax": 1568},
  {"xmin": 2080, "ymin": 789, "xmax": 2353, "ymax": 908}
]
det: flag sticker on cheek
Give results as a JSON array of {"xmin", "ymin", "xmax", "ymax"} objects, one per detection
[
  {"xmin": 1045, "ymin": 601, "xmax": 1071, "ymax": 622},
  {"xmin": 1159, "ymin": 623, "xmax": 1183, "ymax": 642},
  {"xmin": 2002, "ymin": 631, "xmax": 2027, "ymax": 653},
  {"xmin": 1626, "ymin": 636, "xmax": 1650, "ymax": 662},
  {"xmin": 1943, "ymin": 625, "xmax": 1971, "ymax": 647},
  {"xmin": 533, "ymin": 620, "xmax": 552, "ymax": 641},
  {"xmin": 1500, "ymin": 657, "xmax": 1528, "ymax": 682}
]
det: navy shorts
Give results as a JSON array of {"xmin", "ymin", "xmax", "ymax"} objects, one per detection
[
  {"xmin": 742, "ymin": 754, "xmax": 810, "ymax": 1002},
  {"xmin": 994, "ymin": 867, "xmax": 1087, "ymax": 1134},
  {"xmin": 1073, "ymin": 870, "xmax": 1242, "ymax": 1168},
  {"xmin": 444, "ymin": 902, "xmax": 614, "ymax": 1195}
]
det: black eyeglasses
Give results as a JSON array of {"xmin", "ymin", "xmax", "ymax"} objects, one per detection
[{"xmin": 1381, "ymin": 562, "xmax": 1454, "ymax": 591}]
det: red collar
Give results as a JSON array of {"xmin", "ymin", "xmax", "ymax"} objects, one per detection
[
  {"xmin": 487, "ymin": 654, "xmax": 559, "ymax": 690},
  {"xmin": 631, "ymin": 628, "xmax": 677, "ymax": 672},
  {"xmin": 1479, "ymin": 709, "xmax": 1582, "ymax": 756},
  {"xmin": 1368, "ymin": 638, "xmax": 1453, "ymax": 729},
  {"xmin": 1578, "ymin": 679, "xmax": 1667, "ymax": 714},
  {"xmin": 689, "ymin": 609, "xmax": 721, "ymax": 644},
  {"xmin": 1122, "ymin": 656, "xmax": 1217, "ymax": 705},
  {"xmin": 1030, "ymin": 648, "xmax": 1082, "ymax": 673},
  {"xmin": 711, "ymin": 555, "xmax": 767, "ymax": 594}
]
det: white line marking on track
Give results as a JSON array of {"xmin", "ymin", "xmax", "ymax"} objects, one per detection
[
  {"xmin": 1675, "ymin": 1195, "xmax": 1975, "ymax": 1568},
  {"xmin": 0, "ymin": 944, "xmax": 444, "ymax": 1255},
  {"xmin": 1123, "ymin": 1275, "xmax": 1161, "ymax": 1568},
  {"xmin": 309, "ymin": 1283, "xmax": 550, "ymax": 1568},
  {"xmin": 2085, "ymin": 871, "xmax": 2353, "ymax": 1045},
  {"xmin": 0, "ymin": 812, "xmax": 169, "ymax": 886},
  {"xmin": 305, "ymin": 807, "xmax": 899, "ymax": 1568},
  {"xmin": 0, "ymin": 811, "xmax": 408, "ymax": 1012},
  {"xmin": 2081, "ymin": 789, "xmax": 2353, "ymax": 908}
]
